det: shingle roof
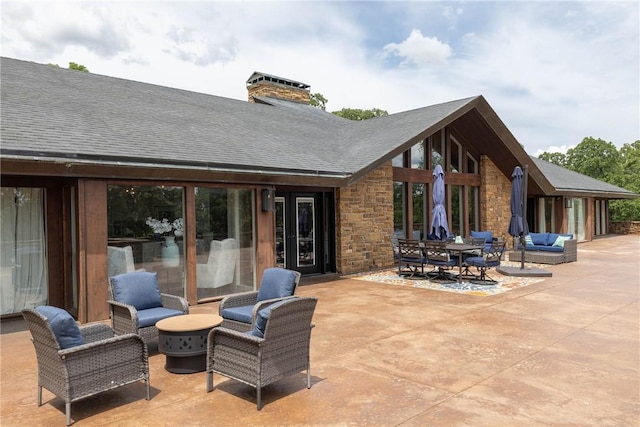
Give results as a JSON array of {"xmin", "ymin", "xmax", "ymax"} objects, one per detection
[
  {"xmin": 1, "ymin": 57, "xmax": 473, "ymax": 182},
  {"xmin": 2, "ymin": 57, "xmax": 636, "ymax": 199},
  {"xmin": 531, "ymin": 157, "xmax": 637, "ymax": 198}
]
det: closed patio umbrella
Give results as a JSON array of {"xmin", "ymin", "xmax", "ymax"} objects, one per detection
[
  {"xmin": 508, "ymin": 166, "xmax": 529, "ymax": 268},
  {"xmin": 430, "ymin": 165, "xmax": 450, "ymax": 240}
]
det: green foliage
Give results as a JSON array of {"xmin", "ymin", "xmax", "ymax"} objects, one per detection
[
  {"xmin": 539, "ymin": 138, "xmax": 640, "ymax": 221},
  {"xmin": 310, "ymin": 93, "xmax": 327, "ymax": 111},
  {"xmin": 68, "ymin": 62, "xmax": 89, "ymax": 72},
  {"xmin": 538, "ymin": 152, "xmax": 567, "ymax": 167},
  {"xmin": 565, "ymin": 137, "xmax": 619, "ymax": 181},
  {"xmin": 332, "ymin": 107, "xmax": 388, "ymax": 121}
]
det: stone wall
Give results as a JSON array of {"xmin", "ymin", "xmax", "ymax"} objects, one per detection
[
  {"xmin": 479, "ymin": 155, "xmax": 511, "ymax": 241},
  {"xmin": 609, "ymin": 221, "xmax": 640, "ymax": 235},
  {"xmin": 247, "ymin": 82, "xmax": 310, "ymax": 103},
  {"xmin": 336, "ymin": 162, "xmax": 395, "ymax": 274}
]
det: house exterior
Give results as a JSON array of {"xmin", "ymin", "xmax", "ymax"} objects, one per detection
[{"xmin": 1, "ymin": 58, "xmax": 637, "ymax": 322}]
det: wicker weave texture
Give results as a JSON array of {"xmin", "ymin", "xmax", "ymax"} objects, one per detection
[
  {"xmin": 22, "ymin": 309, "xmax": 150, "ymax": 426},
  {"xmin": 207, "ymin": 297, "xmax": 317, "ymax": 409},
  {"xmin": 108, "ymin": 276, "xmax": 189, "ymax": 343},
  {"xmin": 508, "ymin": 239, "xmax": 577, "ymax": 265}
]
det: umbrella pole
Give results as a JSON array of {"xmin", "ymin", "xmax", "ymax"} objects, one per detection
[{"xmin": 520, "ymin": 165, "xmax": 528, "ymax": 270}]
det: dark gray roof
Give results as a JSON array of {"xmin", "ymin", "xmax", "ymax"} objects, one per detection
[
  {"xmin": 1, "ymin": 57, "xmax": 474, "ymax": 183},
  {"xmin": 531, "ymin": 157, "xmax": 637, "ymax": 199},
  {"xmin": 2, "ymin": 57, "xmax": 636, "ymax": 200}
]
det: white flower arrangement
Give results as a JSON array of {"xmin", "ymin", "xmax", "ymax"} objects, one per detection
[{"xmin": 146, "ymin": 217, "xmax": 183, "ymax": 237}]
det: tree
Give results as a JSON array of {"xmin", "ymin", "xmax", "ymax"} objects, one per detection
[
  {"xmin": 538, "ymin": 137, "xmax": 640, "ymax": 221},
  {"xmin": 310, "ymin": 93, "xmax": 327, "ymax": 111},
  {"xmin": 68, "ymin": 62, "xmax": 89, "ymax": 72},
  {"xmin": 332, "ymin": 107, "xmax": 388, "ymax": 121},
  {"xmin": 538, "ymin": 152, "xmax": 567, "ymax": 167},
  {"xmin": 47, "ymin": 62, "xmax": 89, "ymax": 72},
  {"xmin": 565, "ymin": 137, "xmax": 619, "ymax": 182}
]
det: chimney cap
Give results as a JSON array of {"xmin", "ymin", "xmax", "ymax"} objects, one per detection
[{"xmin": 246, "ymin": 71, "xmax": 310, "ymax": 90}]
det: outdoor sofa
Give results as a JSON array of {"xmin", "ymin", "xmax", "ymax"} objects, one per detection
[{"xmin": 508, "ymin": 232, "xmax": 577, "ymax": 265}]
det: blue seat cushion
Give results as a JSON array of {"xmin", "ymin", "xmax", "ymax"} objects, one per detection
[
  {"xmin": 111, "ymin": 272, "xmax": 163, "ymax": 310},
  {"xmin": 35, "ymin": 305, "xmax": 85, "ymax": 349},
  {"xmin": 470, "ymin": 230, "xmax": 493, "ymax": 244},
  {"xmin": 465, "ymin": 256, "xmax": 500, "ymax": 268},
  {"xmin": 221, "ymin": 305, "xmax": 254, "ymax": 324},
  {"xmin": 537, "ymin": 245, "xmax": 564, "ymax": 253},
  {"xmin": 138, "ymin": 307, "xmax": 184, "ymax": 328},
  {"xmin": 256, "ymin": 268, "xmax": 297, "ymax": 302},
  {"xmin": 529, "ymin": 233, "xmax": 549, "ymax": 246},
  {"xmin": 246, "ymin": 299, "xmax": 291, "ymax": 338}
]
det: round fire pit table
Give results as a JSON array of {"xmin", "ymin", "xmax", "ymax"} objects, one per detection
[{"xmin": 156, "ymin": 313, "xmax": 223, "ymax": 374}]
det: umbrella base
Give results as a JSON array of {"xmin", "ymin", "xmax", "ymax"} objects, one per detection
[{"xmin": 496, "ymin": 266, "xmax": 552, "ymax": 277}]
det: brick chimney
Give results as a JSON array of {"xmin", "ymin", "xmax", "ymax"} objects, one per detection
[{"xmin": 246, "ymin": 71, "xmax": 310, "ymax": 103}]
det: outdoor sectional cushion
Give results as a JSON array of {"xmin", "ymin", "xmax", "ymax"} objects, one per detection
[
  {"xmin": 221, "ymin": 305, "xmax": 254, "ymax": 324},
  {"xmin": 256, "ymin": 267, "xmax": 298, "ymax": 302},
  {"xmin": 246, "ymin": 299, "xmax": 292, "ymax": 338},
  {"xmin": 34, "ymin": 305, "xmax": 85, "ymax": 349},
  {"xmin": 111, "ymin": 271, "xmax": 163, "ymax": 310},
  {"xmin": 136, "ymin": 307, "xmax": 184, "ymax": 328},
  {"xmin": 470, "ymin": 230, "xmax": 493, "ymax": 251},
  {"xmin": 519, "ymin": 233, "xmax": 573, "ymax": 252}
]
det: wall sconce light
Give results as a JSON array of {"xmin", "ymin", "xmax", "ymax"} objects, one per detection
[
  {"xmin": 261, "ymin": 188, "xmax": 275, "ymax": 212},
  {"xmin": 564, "ymin": 198, "xmax": 572, "ymax": 208}
]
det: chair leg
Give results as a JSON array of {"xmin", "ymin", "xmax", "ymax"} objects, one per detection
[
  {"xmin": 307, "ymin": 367, "xmax": 311, "ymax": 389},
  {"xmin": 206, "ymin": 371, "xmax": 214, "ymax": 392},
  {"xmin": 257, "ymin": 387, "xmax": 262, "ymax": 410},
  {"xmin": 37, "ymin": 385, "xmax": 42, "ymax": 406},
  {"xmin": 145, "ymin": 378, "xmax": 150, "ymax": 400},
  {"xmin": 65, "ymin": 402, "xmax": 71, "ymax": 426}
]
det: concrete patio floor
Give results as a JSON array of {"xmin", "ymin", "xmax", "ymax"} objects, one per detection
[{"xmin": 1, "ymin": 234, "xmax": 638, "ymax": 426}]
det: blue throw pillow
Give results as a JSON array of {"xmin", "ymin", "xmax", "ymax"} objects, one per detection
[
  {"xmin": 35, "ymin": 306, "xmax": 85, "ymax": 349},
  {"xmin": 256, "ymin": 268, "xmax": 297, "ymax": 302},
  {"xmin": 247, "ymin": 299, "xmax": 291, "ymax": 338},
  {"xmin": 470, "ymin": 230, "xmax": 493, "ymax": 244},
  {"xmin": 530, "ymin": 233, "xmax": 548, "ymax": 246},
  {"xmin": 111, "ymin": 272, "xmax": 163, "ymax": 310}
]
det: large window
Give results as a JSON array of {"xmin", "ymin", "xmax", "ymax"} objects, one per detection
[
  {"xmin": 194, "ymin": 187, "xmax": 254, "ymax": 299},
  {"xmin": 107, "ymin": 185, "xmax": 185, "ymax": 297},
  {"xmin": 392, "ymin": 128, "xmax": 480, "ymax": 240},
  {"xmin": 0, "ymin": 187, "xmax": 48, "ymax": 315}
]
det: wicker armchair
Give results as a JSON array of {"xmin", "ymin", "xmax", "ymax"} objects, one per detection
[
  {"xmin": 218, "ymin": 267, "xmax": 300, "ymax": 332},
  {"xmin": 108, "ymin": 271, "xmax": 189, "ymax": 344},
  {"xmin": 22, "ymin": 308, "xmax": 150, "ymax": 426},
  {"xmin": 206, "ymin": 297, "xmax": 317, "ymax": 409}
]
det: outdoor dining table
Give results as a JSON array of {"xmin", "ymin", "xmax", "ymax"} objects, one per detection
[{"xmin": 445, "ymin": 242, "xmax": 485, "ymax": 284}]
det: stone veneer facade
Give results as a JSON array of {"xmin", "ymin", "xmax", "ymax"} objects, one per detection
[
  {"xmin": 335, "ymin": 162, "xmax": 395, "ymax": 274},
  {"xmin": 247, "ymin": 82, "xmax": 310, "ymax": 103},
  {"xmin": 479, "ymin": 155, "xmax": 511, "ymax": 242}
]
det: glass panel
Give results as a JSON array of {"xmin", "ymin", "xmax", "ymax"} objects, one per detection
[
  {"xmin": 450, "ymin": 139, "xmax": 461, "ymax": 173},
  {"xmin": 194, "ymin": 187, "xmax": 254, "ymax": 298},
  {"xmin": 467, "ymin": 153, "xmax": 478, "ymax": 174},
  {"xmin": 393, "ymin": 182, "xmax": 405, "ymax": 238},
  {"xmin": 0, "ymin": 187, "xmax": 48, "ymax": 315},
  {"xmin": 297, "ymin": 197, "xmax": 315, "ymax": 267},
  {"xmin": 595, "ymin": 200, "xmax": 600, "ymax": 235},
  {"xmin": 410, "ymin": 140, "xmax": 426, "ymax": 169},
  {"xmin": 431, "ymin": 136, "xmax": 444, "ymax": 168},
  {"xmin": 567, "ymin": 198, "xmax": 586, "ymax": 241},
  {"xmin": 392, "ymin": 153, "xmax": 404, "ymax": 168},
  {"xmin": 412, "ymin": 183, "xmax": 425, "ymax": 240},
  {"xmin": 451, "ymin": 185, "xmax": 462, "ymax": 236},
  {"xmin": 275, "ymin": 197, "xmax": 286, "ymax": 268},
  {"xmin": 467, "ymin": 186, "xmax": 478, "ymax": 234},
  {"xmin": 107, "ymin": 185, "xmax": 185, "ymax": 297}
]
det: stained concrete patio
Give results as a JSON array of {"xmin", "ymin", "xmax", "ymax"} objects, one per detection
[{"xmin": 1, "ymin": 234, "xmax": 638, "ymax": 426}]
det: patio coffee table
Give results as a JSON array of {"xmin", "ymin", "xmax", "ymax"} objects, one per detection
[{"xmin": 156, "ymin": 313, "xmax": 223, "ymax": 374}]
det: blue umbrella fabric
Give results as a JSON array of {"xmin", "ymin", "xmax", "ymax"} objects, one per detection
[
  {"xmin": 430, "ymin": 165, "xmax": 450, "ymax": 240},
  {"xmin": 508, "ymin": 166, "xmax": 528, "ymax": 237}
]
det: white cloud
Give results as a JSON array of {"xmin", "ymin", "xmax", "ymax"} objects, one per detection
[{"xmin": 382, "ymin": 29, "xmax": 452, "ymax": 67}]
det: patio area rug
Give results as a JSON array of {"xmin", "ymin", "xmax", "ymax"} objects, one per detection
[{"xmin": 349, "ymin": 262, "xmax": 547, "ymax": 296}]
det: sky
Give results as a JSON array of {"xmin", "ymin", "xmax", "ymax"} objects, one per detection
[{"xmin": 2, "ymin": 1, "xmax": 638, "ymax": 156}]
